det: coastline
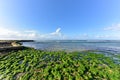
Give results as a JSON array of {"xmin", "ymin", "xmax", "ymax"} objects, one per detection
[
  {"xmin": 0, "ymin": 40, "xmax": 34, "ymax": 54},
  {"xmin": 0, "ymin": 40, "xmax": 120, "ymax": 79}
]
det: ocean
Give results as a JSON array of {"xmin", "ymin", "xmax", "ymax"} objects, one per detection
[
  {"xmin": 22, "ymin": 40, "xmax": 120, "ymax": 63},
  {"xmin": 22, "ymin": 40, "xmax": 120, "ymax": 53}
]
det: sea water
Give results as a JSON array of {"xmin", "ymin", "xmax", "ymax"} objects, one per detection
[
  {"xmin": 22, "ymin": 40, "xmax": 120, "ymax": 54},
  {"xmin": 22, "ymin": 40, "xmax": 120, "ymax": 64}
]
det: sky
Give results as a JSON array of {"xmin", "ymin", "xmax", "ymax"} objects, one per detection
[{"xmin": 0, "ymin": 0, "xmax": 120, "ymax": 40}]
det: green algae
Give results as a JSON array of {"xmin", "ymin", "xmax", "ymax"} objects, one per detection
[{"xmin": 0, "ymin": 49, "xmax": 120, "ymax": 80}]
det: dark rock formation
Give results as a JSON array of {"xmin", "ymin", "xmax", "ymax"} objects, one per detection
[{"xmin": 0, "ymin": 40, "xmax": 33, "ymax": 54}]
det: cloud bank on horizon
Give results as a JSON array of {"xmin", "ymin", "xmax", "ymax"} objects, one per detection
[
  {"xmin": 104, "ymin": 24, "xmax": 120, "ymax": 31},
  {"xmin": 0, "ymin": 27, "xmax": 63, "ymax": 40},
  {"xmin": 96, "ymin": 23, "xmax": 120, "ymax": 39},
  {"xmin": 0, "ymin": 23, "xmax": 120, "ymax": 40}
]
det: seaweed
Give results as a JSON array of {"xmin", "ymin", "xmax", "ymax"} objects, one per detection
[{"xmin": 0, "ymin": 48, "xmax": 120, "ymax": 80}]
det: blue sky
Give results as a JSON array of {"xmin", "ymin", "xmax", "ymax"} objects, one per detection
[{"xmin": 0, "ymin": 0, "xmax": 120, "ymax": 40}]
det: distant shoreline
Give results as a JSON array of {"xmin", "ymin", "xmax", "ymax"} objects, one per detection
[{"xmin": 0, "ymin": 40, "xmax": 34, "ymax": 42}]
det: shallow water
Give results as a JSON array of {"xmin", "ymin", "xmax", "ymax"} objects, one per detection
[
  {"xmin": 22, "ymin": 40, "xmax": 120, "ymax": 54},
  {"xmin": 22, "ymin": 40, "xmax": 120, "ymax": 64}
]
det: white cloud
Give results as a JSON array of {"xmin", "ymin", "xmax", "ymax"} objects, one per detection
[
  {"xmin": 40, "ymin": 28, "xmax": 63, "ymax": 40},
  {"xmin": 75, "ymin": 33, "xmax": 89, "ymax": 39},
  {"xmin": 0, "ymin": 27, "xmax": 63, "ymax": 40},
  {"xmin": 95, "ymin": 34, "xmax": 120, "ymax": 39},
  {"xmin": 0, "ymin": 27, "xmax": 37, "ymax": 40},
  {"xmin": 95, "ymin": 35, "xmax": 111, "ymax": 38},
  {"xmin": 50, "ymin": 28, "xmax": 62, "ymax": 37},
  {"xmin": 104, "ymin": 23, "xmax": 120, "ymax": 31},
  {"xmin": 24, "ymin": 30, "xmax": 36, "ymax": 33},
  {"xmin": 101, "ymin": 23, "xmax": 120, "ymax": 39},
  {"xmin": 55, "ymin": 28, "xmax": 61, "ymax": 33}
]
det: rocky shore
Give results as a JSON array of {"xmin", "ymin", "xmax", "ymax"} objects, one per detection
[{"xmin": 0, "ymin": 40, "xmax": 34, "ymax": 54}]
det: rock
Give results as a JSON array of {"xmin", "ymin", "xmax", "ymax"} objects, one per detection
[{"xmin": 11, "ymin": 42, "xmax": 22, "ymax": 47}]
